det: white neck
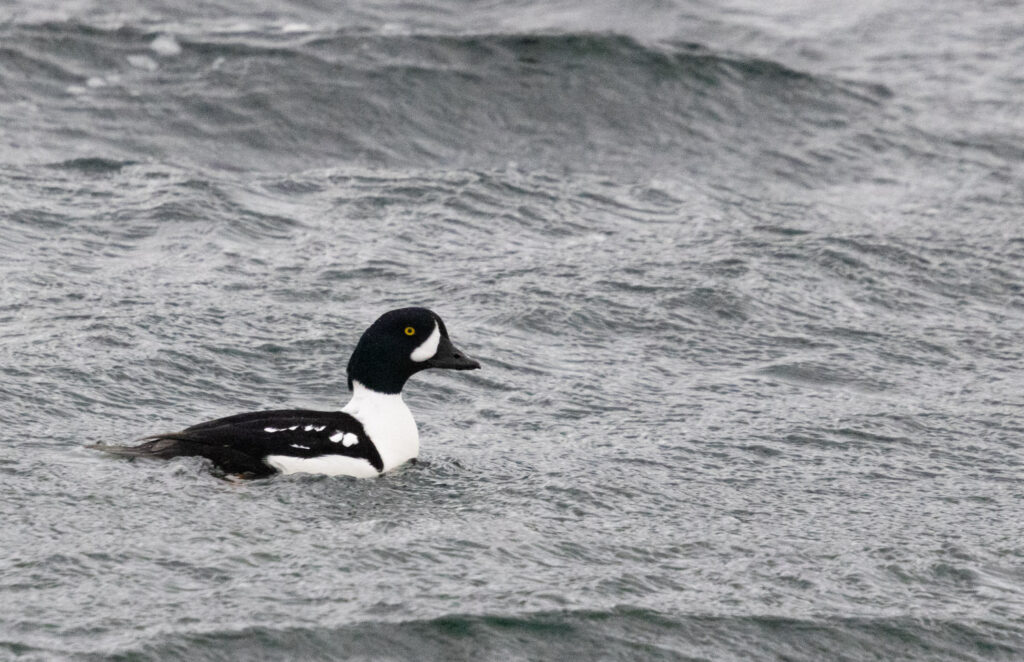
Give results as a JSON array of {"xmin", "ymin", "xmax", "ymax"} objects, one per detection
[{"xmin": 342, "ymin": 381, "xmax": 419, "ymax": 472}]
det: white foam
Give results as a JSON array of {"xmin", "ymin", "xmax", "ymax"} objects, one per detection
[
  {"xmin": 150, "ymin": 34, "xmax": 182, "ymax": 57},
  {"xmin": 126, "ymin": 55, "xmax": 158, "ymax": 71}
]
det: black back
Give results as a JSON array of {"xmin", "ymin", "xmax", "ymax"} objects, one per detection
[{"xmin": 109, "ymin": 409, "xmax": 382, "ymax": 477}]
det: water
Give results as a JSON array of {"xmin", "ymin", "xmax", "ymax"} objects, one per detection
[{"xmin": 2, "ymin": 1, "xmax": 1023, "ymax": 660}]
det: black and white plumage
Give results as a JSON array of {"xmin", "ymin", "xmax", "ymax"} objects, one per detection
[{"xmin": 88, "ymin": 307, "xmax": 480, "ymax": 478}]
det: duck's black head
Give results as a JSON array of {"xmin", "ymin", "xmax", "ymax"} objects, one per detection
[{"xmin": 346, "ymin": 307, "xmax": 481, "ymax": 394}]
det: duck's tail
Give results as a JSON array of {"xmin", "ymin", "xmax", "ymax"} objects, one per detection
[{"xmin": 86, "ymin": 434, "xmax": 188, "ymax": 458}]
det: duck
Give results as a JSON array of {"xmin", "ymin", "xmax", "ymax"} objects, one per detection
[{"xmin": 88, "ymin": 307, "xmax": 480, "ymax": 478}]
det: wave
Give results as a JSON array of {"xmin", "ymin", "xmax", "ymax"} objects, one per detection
[
  {"xmin": 0, "ymin": 21, "xmax": 893, "ymax": 181},
  {"xmin": 48, "ymin": 157, "xmax": 138, "ymax": 172},
  {"xmin": 63, "ymin": 607, "xmax": 1023, "ymax": 661}
]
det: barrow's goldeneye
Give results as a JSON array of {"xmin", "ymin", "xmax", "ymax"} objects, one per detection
[{"xmin": 88, "ymin": 307, "xmax": 480, "ymax": 478}]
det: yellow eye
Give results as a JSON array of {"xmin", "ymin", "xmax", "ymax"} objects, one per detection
[{"xmin": 404, "ymin": 326, "xmax": 416, "ymax": 336}]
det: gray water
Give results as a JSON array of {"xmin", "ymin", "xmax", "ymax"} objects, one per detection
[{"xmin": 2, "ymin": 1, "xmax": 1023, "ymax": 660}]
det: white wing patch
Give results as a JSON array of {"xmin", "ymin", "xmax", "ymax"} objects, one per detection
[
  {"xmin": 289, "ymin": 444, "xmax": 310, "ymax": 450},
  {"xmin": 410, "ymin": 322, "xmax": 441, "ymax": 362},
  {"xmin": 264, "ymin": 427, "xmax": 282, "ymax": 433},
  {"xmin": 328, "ymin": 431, "xmax": 358, "ymax": 446},
  {"xmin": 265, "ymin": 454, "xmax": 380, "ymax": 478}
]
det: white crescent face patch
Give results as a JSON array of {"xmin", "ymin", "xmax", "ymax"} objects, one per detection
[{"xmin": 410, "ymin": 322, "xmax": 441, "ymax": 362}]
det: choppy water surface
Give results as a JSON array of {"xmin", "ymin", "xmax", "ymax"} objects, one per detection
[{"xmin": 1, "ymin": 1, "xmax": 1023, "ymax": 660}]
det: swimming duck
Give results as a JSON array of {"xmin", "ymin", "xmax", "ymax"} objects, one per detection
[{"xmin": 88, "ymin": 307, "xmax": 480, "ymax": 477}]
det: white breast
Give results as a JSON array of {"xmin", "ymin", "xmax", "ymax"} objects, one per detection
[{"xmin": 342, "ymin": 381, "xmax": 419, "ymax": 473}]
